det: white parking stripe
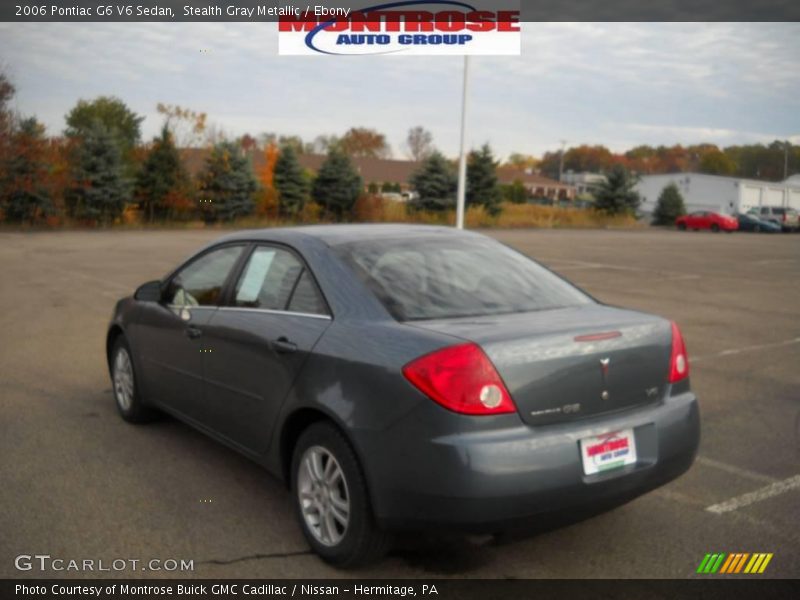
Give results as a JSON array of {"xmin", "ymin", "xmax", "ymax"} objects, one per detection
[
  {"xmin": 696, "ymin": 456, "xmax": 778, "ymax": 484},
  {"xmin": 692, "ymin": 337, "xmax": 800, "ymax": 362},
  {"xmin": 705, "ymin": 475, "xmax": 800, "ymax": 514}
]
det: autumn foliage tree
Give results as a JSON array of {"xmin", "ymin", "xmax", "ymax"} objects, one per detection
[
  {"xmin": 339, "ymin": 127, "xmax": 391, "ymax": 158},
  {"xmin": 255, "ymin": 142, "xmax": 280, "ymax": 217},
  {"xmin": 1, "ymin": 118, "xmax": 53, "ymax": 224}
]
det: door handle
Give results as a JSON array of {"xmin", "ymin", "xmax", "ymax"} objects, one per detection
[
  {"xmin": 185, "ymin": 326, "xmax": 203, "ymax": 339},
  {"xmin": 274, "ymin": 337, "xmax": 297, "ymax": 354}
]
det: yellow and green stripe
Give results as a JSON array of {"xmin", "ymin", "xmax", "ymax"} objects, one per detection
[{"xmin": 697, "ymin": 552, "xmax": 773, "ymax": 574}]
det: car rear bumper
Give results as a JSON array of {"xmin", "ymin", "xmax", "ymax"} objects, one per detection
[{"xmin": 360, "ymin": 391, "xmax": 700, "ymax": 532}]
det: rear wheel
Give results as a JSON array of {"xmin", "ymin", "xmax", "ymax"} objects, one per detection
[
  {"xmin": 677, "ymin": 223, "xmax": 687, "ymax": 231},
  {"xmin": 711, "ymin": 223, "xmax": 720, "ymax": 233},
  {"xmin": 111, "ymin": 337, "xmax": 158, "ymax": 423},
  {"xmin": 754, "ymin": 224, "xmax": 761, "ymax": 233},
  {"xmin": 291, "ymin": 422, "xmax": 391, "ymax": 567}
]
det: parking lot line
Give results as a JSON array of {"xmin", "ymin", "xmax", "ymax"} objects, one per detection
[
  {"xmin": 692, "ymin": 337, "xmax": 800, "ymax": 363},
  {"xmin": 705, "ymin": 474, "xmax": 800, "ymax": 514},
  {"xmin": 695, "ymin": 456, "xmax": 778, "ymax": 484}
]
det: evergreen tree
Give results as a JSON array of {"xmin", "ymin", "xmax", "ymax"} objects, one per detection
[
  {"xmin": 653, "ymin": 183, "xmax": 687, "ymax": 225},
  {"xmin": 66, "ymin": 120, "xmax": 131, "ymax": 224},
  {"xmin": 467, "ymin": 144, "xmax": 502, "ymax": 216},
  {"xmin": 198, "ymin": 141, "xmax": 258, "ymax": 222},
  {"xmin": 593, "ymin": 165, "xmax": 641, "ymax": 215},
  {"xmin": 136, "ymin": 126, "xmax": 188, "ymax": 222},
  {"xmin": 274, "ymin": 144, "xmax": 309, "ymax": 217},
  {"xmin": 312, "ymin": 148, "xmax": 362, "ymax": 220},
  {"xmin": 501, "ymin": 180, "xmax": 529, "ymax": 204},
  {"xmin": 408, "ymin": 151, "xmax": 457, "ymax": 212},
  {"xmin": 2, "ymin": 118, "xmax": 52, "ymax": 224},
  {"xmin": 65, "ymin": 96, "xmax": 143, "ymax": 158}
]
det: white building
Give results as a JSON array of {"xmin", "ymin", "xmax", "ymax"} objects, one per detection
[
  {"xmin": 561, "ymin": 171, "xmax": 607, "ymax": 196},
  {"xmin": 636, "ymin": 173, "xmax": 800, "ymax": 217}
]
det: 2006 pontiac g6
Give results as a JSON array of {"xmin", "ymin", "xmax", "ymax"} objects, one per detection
[{"xmin": 107, "ymin": 225, "xmax": 700, "ymax": 566}]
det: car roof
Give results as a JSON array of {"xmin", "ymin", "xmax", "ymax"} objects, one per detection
[{"xmin": 216, "ymin": 224, "xmax": 486, "ymax": 247}]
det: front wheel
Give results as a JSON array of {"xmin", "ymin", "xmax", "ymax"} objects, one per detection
[
  {"xmin": 111, "ymin": 337, "xmax": 158, "ymax": 423},
  {"xmin": 291, "ymin": 422, "xmax": 392, "ymax": 567},
  {"xmin": 711, "ymin": 224, "xmax": 720, "ymax": 233},
  {"xmin": 677, "ymin": 223, "xmax": 687, "ymax": 231}
]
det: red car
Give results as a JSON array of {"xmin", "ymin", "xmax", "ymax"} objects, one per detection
[{"xmin": 676, "ymin": 211, "xmax": 738, "ymax": 233}]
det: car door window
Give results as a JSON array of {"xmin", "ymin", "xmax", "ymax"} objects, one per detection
[
  {"xmin": 170, "ymin": 245, "xmax": 244, "ymax": 307},
  {"xmin": 234, "ymin": 246, "xmax": 327, "ymax": 315}
]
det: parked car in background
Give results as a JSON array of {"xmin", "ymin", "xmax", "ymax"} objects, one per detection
[
  {"xmin": 747, "ymin": 206, "xmax": 799, "ymax": 232},
  {"xmin": 106, "ymin": 225, "xmax": 699, "ymax": 567},
  {"xmin": 737, "ymin": 213, "xmax": 781, "ymax": 233},
  {"xmin": 676, "ymin": 211, "xmax": 738, "ymax": 233}
]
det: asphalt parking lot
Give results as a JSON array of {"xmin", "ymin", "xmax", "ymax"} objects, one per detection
[{"xmin": 1, "ymin": 227, "xmax": 798, "ymax": 579}]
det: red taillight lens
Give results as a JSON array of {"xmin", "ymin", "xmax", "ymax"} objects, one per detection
[
  {"xmin": 402, "ymin": 343, "xmax": 516, "ymax": 415},
  {"xmin": 668, "ymin": 321, "xmax": 690, "ymax": 383}
]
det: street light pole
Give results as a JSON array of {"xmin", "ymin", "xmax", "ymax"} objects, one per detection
[
  {"xmin": 558, "ymin": 140, "xmax": 567, "ymax": 183},
  {"xmin": 455, "ymin": 55, "xmax": 470, "ymax": 229}
]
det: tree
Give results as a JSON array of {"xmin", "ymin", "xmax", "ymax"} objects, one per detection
[
  {"xmin": 274, "ymin": 144, "xmax": 309, "ymax": 217},
  {"xmin": 404, "ymin": 126, "xmax": 434, "ymax": 162},
  {"xmin": 339, "ymin": 127, "xmax": 391, "ymax": 158},
  {"xmin": 593, "ymin": 165, "xmax": 641, "ymax": 215},
  {"xmin": 467, "ymin": 144, "xmax": 502, "ymax": 216},
  {"xmin": 408, "ymin": 151, "xmax": 457, "ymax": 212},
  {"xmin": 156, "ymin": 103, "xmax": 207, "ymax": 147},
  {"xmin": 66, "ymin": 120, "xmax": 132, "ymax": 224},
  {"xmin": 135, "ymin": 126, "xmax": 190, "ymax": 222},
  {"xmin": 501, "ymin": 180, "xmax": 529, "ymax": 204},
  {"xmin": 1, "ymin": 118, "xmax": 52, "ymax": 223},
  {"xmin": 197, "ymin": 141, "xmax": 258, "ymax": 222},
  {"xmin": 312, "ymin": 148, "xmax": 362, "ymax": 220},
  {"xmin": 698, "ymin": 150, "xmax": 736, "ymax": 176},
  {"xmin": 505, "ymin": 153, "xmax": 538, "ymax": 171},
  {"xmin": 65, "ymin": 96, "xmax": 143, "ymax": 158},
  {"xmin": 652, "ymin": 183, "xmax": 686, "ymax": 226}
]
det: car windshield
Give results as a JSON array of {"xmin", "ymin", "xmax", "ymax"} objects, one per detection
[{"xmin": 334, "ymin": 236, "xmax": 593, "ymax": 321}]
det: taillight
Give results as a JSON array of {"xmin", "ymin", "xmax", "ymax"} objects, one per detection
[
  {"xmin": 402, "ymin": 343, "xmax": 516, "ymax": 415},
  {"xmin": 668, "ymin": 321, "xmax": 690, "ymax": 383}
]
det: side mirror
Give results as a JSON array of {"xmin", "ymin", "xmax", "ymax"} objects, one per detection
[{"xmin": 134, "ymin": 280, "xmax": 163, "ymax": 303}]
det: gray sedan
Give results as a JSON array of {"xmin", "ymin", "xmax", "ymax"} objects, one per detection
[{"xmin": 106, "ymin": 225, "xmax": 700, "ymax": 567}]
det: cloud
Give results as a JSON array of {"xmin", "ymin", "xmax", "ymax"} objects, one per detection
[{"xmin": 0, "ymin": 22, "xmax": 797, "ymax": 158}]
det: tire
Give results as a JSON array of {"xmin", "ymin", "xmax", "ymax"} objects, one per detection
[
  {"xmin": 711, "ymin": 224, "xmax": 720, "ymax": 233},
  {"xmin": 754, "ymin": 224, "xmax": 761, "ymax": 233},
  {"xmin": 677, "ymin": 223, "xmax": 687, "ymax": 231},
  {"xmin": 291, "ymin": 422, "xmax": 392, "ymax": 568},
  {"xmin": 110, "ymin": 337, "xmax": 158, "ymax": 423}
]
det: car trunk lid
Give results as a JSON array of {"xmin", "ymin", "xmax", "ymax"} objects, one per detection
[{"xmin": 410, "ymin": 305, "xmax": 672, "ymax": 425}]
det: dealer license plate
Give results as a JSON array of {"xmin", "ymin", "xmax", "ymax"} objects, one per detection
[{"xmin": 580, "ymin": 429, "xmax": 637, "ymax": 475}]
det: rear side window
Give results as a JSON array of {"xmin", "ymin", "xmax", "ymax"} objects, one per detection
[
  {"xmin": 234, "ymin": 246, "xmax": 328, "ymax": 315},
  {"xmin": 773, "ymin": 208, "xmax": 785, "ymax": 215},
  {"xmin": 335, "ymin": 236, "xmax": 593, "ymax": 321}
]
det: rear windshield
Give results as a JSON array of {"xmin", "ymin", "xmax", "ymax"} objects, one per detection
[{"xmin": 334, "ymin": 236, "xmax": 593, "ymax": 321}]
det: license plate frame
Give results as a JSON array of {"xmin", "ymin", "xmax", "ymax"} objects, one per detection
[{"xmin": 580, "ymin": 429, "xmax": 637, "ymax": 475}]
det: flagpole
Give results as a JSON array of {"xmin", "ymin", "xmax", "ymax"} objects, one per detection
[{"xmin": 456, "ymin": 55, "xmax": 470, "ymax": 229}]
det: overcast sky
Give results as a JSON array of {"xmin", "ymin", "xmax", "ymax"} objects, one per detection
[{"xmin": 1, "ymin": 22, "xmax": 798, "ymax": 159}]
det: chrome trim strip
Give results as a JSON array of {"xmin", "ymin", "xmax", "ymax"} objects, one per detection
[{"xmin": 217, "ymin": 306, "xmax": 332, "ymax": 321}]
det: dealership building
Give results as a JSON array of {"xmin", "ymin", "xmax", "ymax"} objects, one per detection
[{"xmin": 636, "ymin": 173, "xmax": 800, "ymax": 217}]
